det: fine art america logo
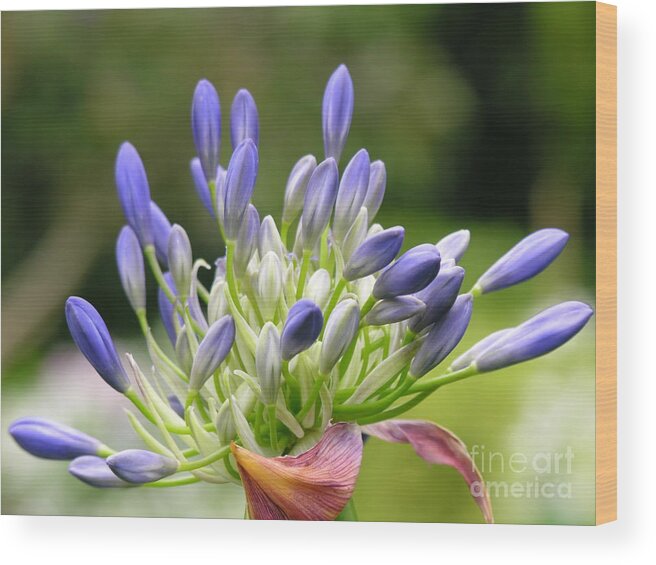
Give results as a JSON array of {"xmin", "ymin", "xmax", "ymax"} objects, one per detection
[{"xmin": 469, "ymin": 445, "xmax": 575, "ymax": 499}]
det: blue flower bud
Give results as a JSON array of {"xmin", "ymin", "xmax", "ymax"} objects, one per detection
[
  {"xmin": 189, "ymin": 315, "xmax": 236, "ymax": 391},
  {"xmin": 410, "ymin": 294, "xmax": 473, "ymax": 378},
  {"xmin": 234, "ymin": 204, "xmax": 260, "ymax": 277},
  {"xmin": 333, "ymin": 149, "xmax": 370, "ymax": 243},
  {"xmin": 69, "ymin": 456, "xmax": 132, "ymax": 488},
  {"xmin": 373, "ymin": 244, "xmax": 441, "ymax": 299},
  {"xmin": 191, "ymin": 79, "xmax": 221, "ymax": 181},
  {"xmin": 473, "ymin": 228, "xmax": 569, "ymax": 294},
  {"xmin": 475, "ymin": 301, "xmax": 593, "ymax": 373},
  {"xmin": 449, "ymin": 328, "xmax": 514, "ymax": 372},
  {"xmin": 116, "ymin": 226, "xmax": 146, "ymax": 312},
  {"xmin": 343, "ymin": 226, "xmax": 404, "ymax": 281},
  {"xmin": 281, "ymin": 299, "xmax": 324, "ymax": 361},
  {"xmin": 362, "ymin": 160, "xmax": 386, "ymax": 223},
  {"xmin": 256, "ymin": 322, "xmax": 282, "ymax": 405},
  {"xmin": 167, "ymin": 394, "xmax": 185, "ymax": 419},
  {"xmin": 107, "ymin": 449, "xmax": 178, "ymax": 484},
  {"xmin": 322, "ymin": 64, "xmax": 354, "ymax": 162},
  {"xmin": 320, "ymin": 298, "xmax": 360, "ymax": 375},
  {"xmin": 168, "ymin": 224, "xmax": 193, "ymax": 302},
  {"xmin": 190, "ymin": 157, "xmax": 214, "ymax": 215},
  {"xmin": 408, "ymin": 265, "xmax": 465, "ymax": 333},
  {"xmin": 150, "ymin": 201, "xmax": 173, "ymax": 266},
  {"xmin": 282, "ymin": 155, "xmax": 317, "ymax": 225},
  {"xmin": 364, "ymin": 295, "xmax": 426, "ymax": 326},
  {"xmin": 223, "ymin": 139, "xmax": 258, "ymax": 240},
  {"xmin": 175, "ymin": 330, "xmax": 194, "ymax": 374},
  {"xmin": 9, "ymin": 417, "xmax": 105, "ymax": 460},
  {"xmin": 115, "ymin": 142, "xmax": 153, "ymax": 246},
  {"xmin": 65, "ymin": 297, "xmax": 130, "ymax": 393},
  {"xmin": 301, "ymin": 157, "xmax": 339, "ymax": 251},
  {"xmin": 231, "ymin": 88, "xmax": 259, "ymax": 148},
  {"xmin": 158, "ymin": 272, "xmax": 179, "ymax": 345},
  {"xmin": 436, "ymin": 229, "xmax": 470, "ymax": 263}
]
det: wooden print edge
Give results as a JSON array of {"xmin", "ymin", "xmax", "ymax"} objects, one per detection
[{"xmin": 595, "ymin": 1, "xmax": 617, "ymax": 525}]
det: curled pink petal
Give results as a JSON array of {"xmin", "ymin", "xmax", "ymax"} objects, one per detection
[
  {"xmin": 231, "ymin": 422, "xmax": 363, "ymax": 520},
  {"xmin": 362, "ymin": 419, "xmax": 494, "ymax": 523}
]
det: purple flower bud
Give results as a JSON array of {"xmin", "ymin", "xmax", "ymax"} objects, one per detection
[
  {"xmin": 168, "ymin": 225, "xmax": 193, "ymax": 302},
  {"xmin": 322, "ymin": 64, "xmax": 354, "ymax": 162},
  {"xmin": 343, "ymin": 226, "xmax": 404, "ymax": 281},
  {"xmin": 410, "ymin": 294, "xmax": 473, "ymax": 378},
  {"xmin": 215, "ymin": 166, "xmax": 227, "ymax": 224},
  {"xmin": 65, "ymin": 297, "xmax": 130, "ymax": 393},
  {"xmin": 150, "ymin": 201, "xmax": 173, "ymax": 267},
  {"xmin": 474, "ymin": 228, "xmax": 569, "ymax": 294},
  {"xmin": 449, "ymin": 328, "xmax": 514, "ymax": 372},
  {"xmin": 9, "ymin": 417, "xmax": 104, "ymax": 460},
  {"xmin": 282, "ymin": 155, "xmax": 317, "ymax": 225},
  {"xmin": 191, "ymin": 79, "xmax": 221, "ymax": 181},
  {"xmin": 475, "ymin": 301, "xmax": 593, "ymax": 373},
  {"xmin": 436, "ymin": 229, "xmax": 470, "ymax": 263},
  {"xmin": 190, "ymin": 157, "xmax": 214, "ymax": 215},
  {"xmin": 362, "ymin": 160, "xmax": 386, "ymax": 223},
  {"xmin": 333, "ymin": 149, "xmax": 370, "ymax": 242},
  {"xmin": 320, "ymin": 298, "xmax": 360, "ymax": 375},
  {"xmin": 167, "ymin": 394, "xmax": 185, "ymax": 419},
  {"xmin": 69, "ymin": 455, "xmax": 131, "ymax": 488},
  {"xmin": 116, "ymin": 226, "xmax": 146, "ymax": 312},
  {"xmin": 158, "ymin": 272, "xmax": 179, "ymax": 345},
  {"xmin": 189, "ymin": 315, "xmax": 236, "ymax": 391},
  {"xmin": 373, "ymin": 244, "xmax": 441, "ymax": 299},
  {"xmin": 107, "ymin": 449, "xmax": 178, "ymax": 484},
  {"xmin": 408, "ymin": 265, "xmax": 465, "ymax": 333},
  {"xmin": 231, "ymin": 88, "xmax": 259, "ymax": 148},
  {"xmin": 115, "ymin": 142, "xmax": 152, "ymax": 246},
  {"xmin": 234, "ymin": 204, "xmax": 260, "ymax": 277},
  {"xmin": 281, "ymin": 299, "xmax": 324, "ymax": 361},
  {"xmin": 223, "ymin": 139, "xmax": 258, "ymax": 240},
  {"xmin": 364, "ymin": 296, "xmax": 426, "ymax": 326},
  {"xmin": 301, "ymin": 157, "xmax": 339, "ymax": 251}
]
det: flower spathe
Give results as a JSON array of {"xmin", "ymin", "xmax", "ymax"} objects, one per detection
[
  {"xmin": 10, "ymin": 64, "xmax": 593, "ymax": 523},
  {"xmin": 232, "ymin": 423, "xmax": 363, "ymax": 520}
]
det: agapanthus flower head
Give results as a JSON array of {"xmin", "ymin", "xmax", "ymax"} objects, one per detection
[{"xmin": 12, "ymin": 64, "xmax": 593, "ymax": 524}]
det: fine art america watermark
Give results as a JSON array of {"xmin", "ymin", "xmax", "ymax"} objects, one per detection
[{"xmin": 469, "ymin": 445, "xmax": 575, "ymax": 499}]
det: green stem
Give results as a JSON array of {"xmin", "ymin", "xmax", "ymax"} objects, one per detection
[
  {"xmin": 296, "ymin": 248, "xmax": 312, "ymax": 300},
  {"xmin": 267, "ymin": 404, "xmax": 279, "ymax": 451},
  {"xmin": 321, "ymin": 278, "xmax": 347, "ymax": 337},
  {"xmin": 407, "ymin": 365, "xmax": 478, "ymax": 394},
  {"xmin": 336, "ymin": 498, "xmax": 359, "ymax": 521},
  {"xmin": 178, "ymin": 445, "xmax": 231, "ymax": 472},
  {"xmin": 281, "ymin": 220, "xmax": 290, "ymax": 249},
  {"xmin": 137, "ymin": 310, "xmax": 189, "ymax": 382},
  {"xmin": 296, "ymin": 373, "xmax": 326, "ymax": 423},
  {"xmin": 225, "ymin": 240, "xmax": 245, "ymax": 317},
  {"xmin": 144, "ymin": 475, "xmax": 201, "ymax": 488}
]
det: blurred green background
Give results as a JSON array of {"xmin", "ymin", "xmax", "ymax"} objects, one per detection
[{"xmin": 2, "ymin": 3, "xmax": 596, "ymax": 523}]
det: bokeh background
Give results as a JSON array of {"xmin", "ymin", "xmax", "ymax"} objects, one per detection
[{"xmin": 2, "ymin": 2, "xmax": 596, "ymax": 523}]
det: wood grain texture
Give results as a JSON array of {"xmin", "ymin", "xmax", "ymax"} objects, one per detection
[{"xmin": 595, "ymin": 1, "xmax": 617, "ymax": 525}]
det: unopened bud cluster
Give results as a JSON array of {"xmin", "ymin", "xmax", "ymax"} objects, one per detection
[{"xmin": 9, "ymin": 65, "xmax": 592, "ymax": 491}]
